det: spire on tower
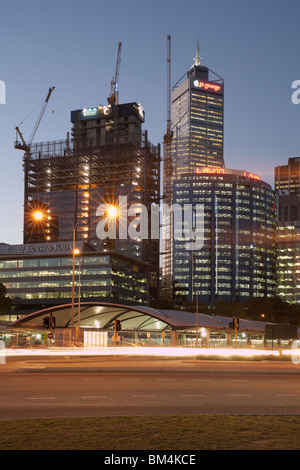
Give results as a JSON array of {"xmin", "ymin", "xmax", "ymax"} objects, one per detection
[{"xmin": 194, "ymin": 39, "xmax": 202, "ymax": 66}]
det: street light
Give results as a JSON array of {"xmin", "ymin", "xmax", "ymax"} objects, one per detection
[
  {"xmin": 72, "ymin": 247, "xmax": 81, "ymax": 345},
  {"xmin": 107, "ymin": 205, "xmax": 118, "ymax": 218},
  {"xmin": 33, "ymin": 211, "xmax": 43, "ymax": 221},
  {"xmin": 71, "ymin": 228, "xmax": 80, "ymax": 342},
  {"xmin": 192, "ymin": 207, "xmax": 199, "ymax": 347},
  {"xmin": 31, "ymin": 209, "xmax": 46, "ymax": 242},
  {"xmin": 76, "ymin": 253, "xmax": 81, "ymax": 344}
]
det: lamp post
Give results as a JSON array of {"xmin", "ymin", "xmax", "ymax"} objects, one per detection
[
  {"xmin": 71, "ymin": 236, "xmax": 80, "ymax": 343},
  {"xmin": 192, "ymin": 207, "xmax": 199, "ymax": 347},
  {"xmin": 76, "ymin": 253, "xmax": 81, "ymax": 344}
]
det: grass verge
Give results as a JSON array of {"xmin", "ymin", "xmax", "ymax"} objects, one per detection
[{"xmin": 0, "ymin": 415, "xmax": 299, "ymax": 450}]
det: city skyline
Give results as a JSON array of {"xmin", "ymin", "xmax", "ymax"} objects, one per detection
[{"xmin": 0, "ymin": 0, "xmax": 300, "ymax": 245}]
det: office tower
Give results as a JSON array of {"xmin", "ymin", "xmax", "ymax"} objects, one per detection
[
  {"xmin": 23, "ymin": 101, "xmax": 161, "ymax": 300},
  {"xmin": 275, "ymin": 156, "xmax": 300, "ymax": 193},
  {"xmin": 275, "ymin": 157, "xmax": 300, "ymax": 303},
  {"xmin": 173, "ymin": 168, "xmax": 277, "ymax": 305},
  {"xmin": 170, "ymin": 42, "xmax": 224, "ymax": 179},
  {"xmin": 276, "ymin": 224, "xmax": 300, "ymax": 303},
  {"xmin": 162, "ymin": 43, "xmax": 224, "ymax": 299},
  {"xmin": 275, "ymin": 157, "xmax": 300, "ymax": 223}
]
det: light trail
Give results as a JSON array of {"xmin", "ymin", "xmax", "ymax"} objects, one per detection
[{"xmin": 1, "ymin": 346, "xmax": 299, "ymax": 358}]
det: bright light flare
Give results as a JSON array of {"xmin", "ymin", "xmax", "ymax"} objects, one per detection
[
  {"xmin": 33, "ymin": 211, "xmax": 43, "ymax": 221},
  {"xmin": 107, "ymin": 205, "xmax": 118, "ymax": 218}
]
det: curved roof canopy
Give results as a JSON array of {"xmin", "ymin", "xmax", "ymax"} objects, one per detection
[{"xmin": 12, "ymin": 302, "xmax": 270, "ymax": 333}]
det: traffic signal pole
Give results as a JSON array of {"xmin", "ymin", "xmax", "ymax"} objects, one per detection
[
  {"xmin": 234, "ymin": 318, "xmax": 237, "ymax": 348},
  {"xmin": 228, "ymin": 317, "xmax": 239, "ymax": 348},
  {"xmin": 114, "ymin": 319, "xmax": 122, "ymax": 345}
]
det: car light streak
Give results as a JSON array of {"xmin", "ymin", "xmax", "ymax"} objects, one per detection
[{"xmin": 1, "ymin": 346, "xmax": 298, "ymax": 358}]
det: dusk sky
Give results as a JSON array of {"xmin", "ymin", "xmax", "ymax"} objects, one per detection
[{"xmin": 0, "ymin": 0, "xmax": 299, "ymax": 244}]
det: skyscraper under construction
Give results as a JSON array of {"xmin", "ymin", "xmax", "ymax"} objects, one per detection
[{"xmin": 21, "ymin": 77, "xmax": 160, "ymax": 300}]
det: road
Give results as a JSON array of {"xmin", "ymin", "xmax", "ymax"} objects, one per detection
[{"xmin": 0, "ymin": 356, "xmax": 300, "ymax": 419}]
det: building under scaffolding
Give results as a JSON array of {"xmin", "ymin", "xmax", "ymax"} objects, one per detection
[{"xmin": 23, "ymin": 102, "xmax": 161, "ymax": 300}]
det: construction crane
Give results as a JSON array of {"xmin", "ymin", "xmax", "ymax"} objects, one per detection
[
  {"xmin": 108, "ymin": 42, "xmax": 122, "ymax": 106},
  {"xmin": 161, "ymin": 35, "xmax": 174, "ymax": 300},
  {"xmin": 163, "ymin": 35, "xmax": 173, "ymax": 190},
  {"xmin": 14, "ymin": 86, "xmax": 55, "ymax": 154}
]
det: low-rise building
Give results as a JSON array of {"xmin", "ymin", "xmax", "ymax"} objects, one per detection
[{"xmin": 0, "ymin": 241, "xmax": 149, "ymax": 321}]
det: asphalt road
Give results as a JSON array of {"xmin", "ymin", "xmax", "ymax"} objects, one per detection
[{"xmin": 0, "ymin": 356, "xmax": 300, "ymax": 419}]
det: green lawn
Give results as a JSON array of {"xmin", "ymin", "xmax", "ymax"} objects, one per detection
[{"xmin": 0, "ymin": 415, "xmax": 299, "ymax": 450}]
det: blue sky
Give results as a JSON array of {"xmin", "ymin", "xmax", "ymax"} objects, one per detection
[{"xmin": 0, "ymin": 0, "xmax": 299, "ymax": 244}]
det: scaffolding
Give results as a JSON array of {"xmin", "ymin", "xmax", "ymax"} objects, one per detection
[{"xmin": 23, "ymin": 131, "xmax": 160, "ymax": 298}]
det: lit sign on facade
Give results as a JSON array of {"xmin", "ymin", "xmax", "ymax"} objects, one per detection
[
  {"xmin": 195, "ymin": 167, "xmax": 261, "ymax": 180},
  {"xmin": 81, "ymin": 105, "xmax": 111, "ymax": 119},
  {"xmin": 82, "ymin": 107, "xmax": 98, "ymax": 118},
  {"xmin": 193, "ymin": 80, "xmax": 221, "ymax": 92},
  {"xmin": 246, "ymin": 172, "xmax": 261, "ymax": 181},
  {"xmin": 196, "ymin": 167, "xmax": 225, "ymax": 174}
]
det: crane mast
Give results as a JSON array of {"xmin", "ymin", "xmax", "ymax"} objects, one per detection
[
  {"xmin": 163, "ymin": 35, "xmax": 173, "ymax": 193},
  {"xmin": 166, "ymin": 34, "xmax": 172, "ymax": 141},
  {"xmin": 161, "ymin": 35, "xmax": 174, "ymax": 300}
]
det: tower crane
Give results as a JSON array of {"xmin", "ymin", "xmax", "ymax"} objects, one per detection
[
  {"xmin": 163, "ymin": 35, "xmax": 173, "ymax": 194},
  {"xmin": 108, "ymin": 42, "xmax": 122, "ymax": 106},
  {"xmin": 161, "ymin": 35, "xmax": 174, "ymax": 300},
  {"xmin": 14, "ymin": 86, "xmax": 55, "ymax": 155}
]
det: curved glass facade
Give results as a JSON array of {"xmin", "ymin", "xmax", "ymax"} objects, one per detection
[{"xmin": 173, "ymin": 169, "xmax": 277, "ymax": 305}]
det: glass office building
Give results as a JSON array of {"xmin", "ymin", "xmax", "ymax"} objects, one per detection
[
  {"xmin": 170, "ymin": 55, "xmax": 224, "ymax": 179},
  {"xmin": 0, "ymin": 241, "xmax": 148, "ymax": 320},
  {"xmin": 276, "ymin": 223, "xmax": 300, "ymax": 303},
  {"xmin": 275, "ymin": 157, "xmax": 300, "ymax": 303},
  {"xmin": 275, "ymin": 156, "xmax": 300, "ymax": 195},
  {"xmin": 162, "ymin": 47, "xmax": 224, "ymax": 298},
  {"xmin": 172, "ymin": 168, "xmax": 277, "ymax": 305}
]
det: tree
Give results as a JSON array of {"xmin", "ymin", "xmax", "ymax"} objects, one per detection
[
  {"xmin": 246, "ymin": 296, "xmax": 300, "ymax": 326},
  {"xmin": 0, "ymin": 283, "xmax": 11, "ymax": 313}
]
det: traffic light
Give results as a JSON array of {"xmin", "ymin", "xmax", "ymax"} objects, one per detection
[
  {"xmin": 43, "ymin": 316, "xmax": 50, "ymax": 329},
  {"xmin": 115, "ymin": 319, "xmax": 122, "ymax": 331},
  {"xmin": 229, "ymin": 317, "xmax": 239, "ymax": 330},
  {"xmin": 50, "ymin": 315, "xmax": 56, "ymax": 330}
]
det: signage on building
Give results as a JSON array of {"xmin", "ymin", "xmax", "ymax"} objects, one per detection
[
  {"xmin": 196, "ymin": 167, "xmax": 225, "ymax": 175},
  {"xmin": 246, "ymin": 172, "xmax": 261, "ymax": 181},
  {"xmin": 0, "ymin": 242, "xmax": 85, "ymax": 257},
  {"xmin": 82, "ymin": 107, "xmax": 98, "ymax": 118},
  {"xmin": 193, "ymin": 80, "xmax": 221, "ymax": 92},
  {"xmin": 195, "ymin": 167, "xmax": 261, "ymax": 181}
]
